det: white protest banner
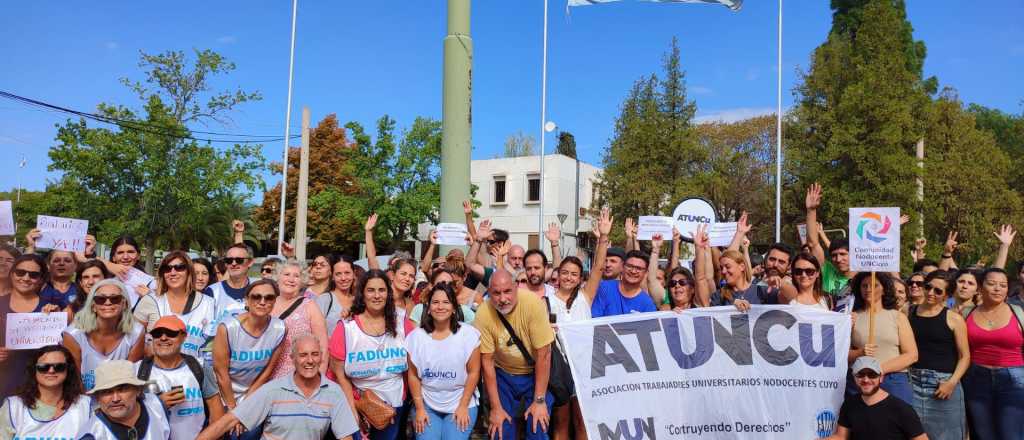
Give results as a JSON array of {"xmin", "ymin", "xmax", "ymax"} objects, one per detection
[
  {"xmin": 435, "ymin": 223, "xmax": 468, "ymax": 246},
  {"xmin": 707, "ymin": 222, "xmax": 738, "ymax": 247},
  {"xmin": 559, "ymin": 306, "xmax": 851, "ymax": 440},
  {"xmin": 637, "ymin": 216, "xmax": 673, "ymax": 240},
  {"xmin": 36, "ymin": 215, "xmax": 89, "ymax": 252},
  {"xmin": 124, "ymin": 267, "xmax": 155, "ymax": 291},
  {"xmin": 672, "ymin": 198, "xmax": 717, "ymax": 242},
  {"xmin": 0, "ymin": 201, "xmax": 13, "ymax": 236},
  {"xmin": 797, "ymin": 223, "xmax": 808, "ymax": 244},
  {"xmin": 848, "ymin": 207, "xmax": 900, "ymax": 273},
  {"xmin": 5, "ymin": 313, "xmax": 67, "ymax": 349}
]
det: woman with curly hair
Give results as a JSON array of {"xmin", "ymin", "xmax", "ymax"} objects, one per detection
[
  {"xmin": 0, "ymin": 345, "xmax": 90, "ymax": 439},
  {"xmin": 848, "ymin": 271, "xmax": 919, "ymax": 405}
]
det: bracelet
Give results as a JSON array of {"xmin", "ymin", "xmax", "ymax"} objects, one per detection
[{"xmin": 942, "ymin": 254, "xmax": 952, "ymax": 259}]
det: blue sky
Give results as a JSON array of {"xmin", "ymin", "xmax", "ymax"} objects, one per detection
[{"xmin": 2, "ymin": 1, "xmax": 1022, "ymax": 201}]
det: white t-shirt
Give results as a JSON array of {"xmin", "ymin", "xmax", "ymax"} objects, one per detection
[
  {"xmin": 545, "ymin": 289, "xmax": 591, "ymax": 324},
  {"xmin": 65, "ymin": 323, "xmax": 145, "ymax": 391},
  {"xmin": 134, "ymin": 359, "xmax": 213, "ymax": 440},
  {"xmin": 405, "ymin": 325, "xmax": 481, "ymax": 413}
]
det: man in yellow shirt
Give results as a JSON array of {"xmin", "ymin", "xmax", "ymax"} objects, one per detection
[{"xmin": 475, "ymin": 270, "xmax": 555, "ymax": 440}]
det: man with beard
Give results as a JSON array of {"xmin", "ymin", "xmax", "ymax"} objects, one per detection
[
  {"xmin": 602, "ymin": 247, "xmax": 626, "ymax": 281},
  {"xmin": 523, "ymin": 249, "xmax": 555, "ymax": 298},
  {"xmin": 197, "ymin": 335, "xmax": 359, "ymax": 440},
  {"xmin": 78, "ymin": 360, "xmax": 171, "ymax": 439},
  {"xmin": 475, "ymin": 270, "xmax": 555, "ymax": 440},
  {"xmin": 134, "ymin": 316, "xmax": 222, "ymax": 440},
  {"xmin": 826, "ymin": 357, "xmax": 927, "ymax": 440},
  {"xmin": 759, "ymin": 243, "xmax": 794, "ymax": 291}
]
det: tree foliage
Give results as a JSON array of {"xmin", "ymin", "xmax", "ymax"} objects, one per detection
[
  {"xmin": 46, "ymin": 49, "xmax": 265, "ymax": 270},
  {"xmin": 555, "ymin": 131, "xmax": 577, "ymax": 159},
  {"xmin": 503, "ymin": 131, "xmax": 536, "ymax": 157}
]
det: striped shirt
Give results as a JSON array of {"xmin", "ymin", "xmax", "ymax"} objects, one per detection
[{"xmin": 232, "ymin": 374, "xmax": 359, "ymax": 440}]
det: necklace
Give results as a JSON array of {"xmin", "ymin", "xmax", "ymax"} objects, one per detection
[{"xmin": 976, "ymin": 305, "xmax": 1003, "ymax": 328}]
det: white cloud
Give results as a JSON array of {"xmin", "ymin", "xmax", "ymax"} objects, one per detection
[
  {"xmin": 690, "ymin": 86, "xmax": 713, "ymax": 95},
  {"xmin": 104, "ymin": 41, "xmax": 119, "ymax": 50},
  {"xmin": 694, "ymin": 107, "xmax": 776, "ymax": 124},
  {"xmin": 217, "ymin": 35, "xmax": 238, "ymax": 44}
]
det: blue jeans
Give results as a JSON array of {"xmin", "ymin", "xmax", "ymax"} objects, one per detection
[
  {"xmin": 909, "ymin": 368, "xmax": 965, "ymax": 440},
  {"xmin": 962, "ymin": 364, "xmax": 1024, "ymax": 440},
  {"xmin": 415, "ymin": 406, "xmax": 479, "ymax": 440},
  {"xmin": 228, "ymin": 425, "xmax": 263, "ymax": 440},
  {"xmin": 354, "ymin": 405, "xmax": 406, "ymax": 440},
  {"xmin": 495, "ymin": 368, "xmax": 554, "ymax": 440},
  {"xmin": 845, "ymin": 371, "xmax": 913, "ymax": 405}
]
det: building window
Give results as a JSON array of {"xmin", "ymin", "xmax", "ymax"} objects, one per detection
[
  {"xmin": 526, "ymin": 174, "xmax": 540, "ymax": 203},
  {"xmin": 493, "ymin": 176, "xmax": 507, "ymax": 204}
]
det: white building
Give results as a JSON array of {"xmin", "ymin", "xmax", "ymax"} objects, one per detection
[{"xmin": 471, "ymin": 153, "xmax": 601, "ymax": 257}]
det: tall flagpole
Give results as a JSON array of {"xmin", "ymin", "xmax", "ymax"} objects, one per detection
[
  {"xmin": 538, "ymin": 0, "xmax": 549, "ymax": 250},
  {"xmin": 775, "ymin": 0, "xmax": 783, "ymax": 243},
  {"xmin": 277, "ymin": 0, "xmax": 299, "ymax": 256}
]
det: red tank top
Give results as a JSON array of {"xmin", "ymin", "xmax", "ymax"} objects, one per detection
[{"xmin": 967, "ymin": 311, "xmax": 1024, "ymax": 367}]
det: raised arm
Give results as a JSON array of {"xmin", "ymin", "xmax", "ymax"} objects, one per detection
[
  {"xmin": 582, "ymin": 208, "xmax": 612, "ymax": 304},
  {"xmin": 912, "ymin": 237, "xmax": 927, "ymax": 263},
  {"xmin": 463, "ymin": 200, "xmax": 477, "ymax": 241},
  {"xmin": 993, "ymin": 224, "xmax": 1016, "ymax": 269},
  {"xmin": 364, "ymin": 214, "xmax": 380, "ymax": 271},
  {"xmin": 646, "ymin": 233, "xmax": 666, "ymax": 305},
  {"xmin": 232, "ymin": 220, "xmax": 245, "ymax": 245},
  {"xmin": 726, "ymin": 212, "xmax": 750, "ymax": 253},
  {"xmin": 420, "ymin": 230, "xmax": 438, "ymax": 276},
  {"xmin": 546, "ymin": 222, "xmax": 562, "ymax": 269},
  {"xmin": 23, "ymin": 228, "xmax": 40, "ymax": 255},
  {"xmin": 624, "ymin": 218, "xmax": 637, "ymax": 252},
  {"xmin": 939, "ymin": 231, "xmax": 959, "ymax": 271},
  {"xmin": 466, "ymin": 228, "xmax": 488, "ymax": 280},
  {"xmin": 475, "ymin": 219, "xmax": 494, "ymax": 268},
  {"xmin": 668, "ymin": 227, "xmax": 681, "ymax": 271},
  {"xmin": 693, "ymin": 225, "xmax": 712, "ymax": 307},
  {"xmin": 805, "ymin": 183, "xmax": 827, "ymax": 266}
]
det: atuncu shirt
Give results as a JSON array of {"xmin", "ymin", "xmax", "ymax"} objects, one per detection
[
  {"xmin": 406, "ymin": 325, "xmax": 481, "ymax": 413},
  {"xmin": 590, "ymin": 280, "xmax": 656, "ymax": 318}
]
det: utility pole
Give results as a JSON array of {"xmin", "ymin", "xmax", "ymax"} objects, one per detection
[
  {"xmin": 276, "ymin": 0, "xmax": 299, "ymax": 255},
  {"xmin": 295, "ymin": 107, "xmax": 311, "ymax": 261},
  {"xmin": 917, "ymin": 139, "xmax": 924, "ymax": 238},
  {"xmin": 440, "ymin": 0, "xmax": 473, "ymax": 251}
]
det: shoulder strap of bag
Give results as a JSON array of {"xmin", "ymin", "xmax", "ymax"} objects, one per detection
[
  {"xmin": 137, "ymin": 357, "xmax": 155, "ymax": 381},
  {"xmin": 182, "ymin": 354, "xmax": 204, "ymax": 386},
  {"xmin": 279, "ymin": 297, "xmax": 305, "ymax": 320},
  {"xmin": 496, "ymin": 311, "xmax": 535, "ymax": 366},
  {"xmin": 183, "ymin": 291, "xmax": 197, "ymax": 315}
]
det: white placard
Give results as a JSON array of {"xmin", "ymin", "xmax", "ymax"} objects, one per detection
[
  {"xmin": 708, "ymin": 222, "xmax": 738, "ymax": 247},
  {"xmin": 797, "ymin": 223, "xmax": 808, "ymax": 244},
  {"xmin": 637, "ymin": 216, "xmax": 673, "ymax": 240},
  {"xmin": 124, "ymin": 267, "xmax": 155, "ymax": 291},
  {"xmin": 435, "ymin": 223, "xmax": 468, "ymax": 246},
  {"xmin": 560, "ymin": 307, "xmax": 851, "ymax": 440},
  {"xmin": 5, "ymin": 313, "xmax": 67, "ymax": 349},
  {"xmin": 672, "ymin": 198, "xmax": 717, "ymax": 242},
  {"xmin": 848, "ymin": 207, "xmax": 901, "ymax": 273},
  {"xmin": 36, "ymin": 215, "xmax": 88, "ymax": 252},
  {"xmin": 0, "ymin": 201, "xmax": 13, "ymax": 236}
]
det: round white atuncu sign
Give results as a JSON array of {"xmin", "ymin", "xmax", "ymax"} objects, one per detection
[{"xmin": 672, "ymin": 197, "xmax": 717, "ymax": 242}]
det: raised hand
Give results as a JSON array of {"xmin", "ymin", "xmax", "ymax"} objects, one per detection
[
  {"xmin": 477, "ymin": 219, "xmax": 493, "ymax": 242},
  {"xmin": 232, "ymin": 219, "xmax": 245, "ymax": 233},
  {"xmin": 429, "ymin": 230, "xmax": 438, "ymax": 245},
  {"xmin": 545, "ymin": 222, "xmax": 561, "ymax": 243},
  {"xmin": 805, "ymin": 183, "xmax": 822, "ymax": 211},
  {"xmin": 672, "ymin": 226, "xmax": 682, "ymax": 242},
  {"xmin": 281, "ymin": 241, "xmax": 295, "ymax": 258},
  {"xmin": 692, "ymin": 224, "xmax": 710, "ymax": 249},
  {"xmin": 736, "ymin": 211, "xmax": 751, "ymax": 235},
  {"xmin": 364, "ymin": 213, "xmax": 378, "ymax": 232},
  {"xmin": 944, "ymin": 231, "xmax": 959, "ymax": 255},
  {"xmin": 994, "ymin": 224, "xmax": 1017, "ymax": 246},
  {"xmin": 624, "ymin": 218, "xmax": 636, "ymax": 239},
  {"xmin": 495, "ymin": 240, "xmax": 511, "ymax": 257},
  {"xmin": 597, "ymin": 208, "xmax": 612, "ymax": 238},
  {"xmin": 651, "ymin": 233, "xmax": 664, "ymax": 250},
  {"xmin": 914, "ymin": 237, "xmax": 927, "ymax": 250},
  {"xmin": 462, "ymin": 200, "xmax": 473, "ymax": 215},
  {"xmin": 899, "ymin": 214, "xmax": 910, "ymax": 226}
]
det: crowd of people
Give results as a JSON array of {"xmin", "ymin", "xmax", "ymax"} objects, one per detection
[{"xmin": 0, "ymin": 184, "xmax": 1022, "ymax": 440}]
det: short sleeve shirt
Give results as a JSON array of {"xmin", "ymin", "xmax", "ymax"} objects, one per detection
[
  {"xmin": 590, "ymin": 280, "xmax": 657, "ymax": 318},
  {"xmin": 837, "ymin": 394, "xmax": 924, "ymax": 440},
  {"xmin": 709, "ymin": 283, "xmax": 779, "ymax": 306},
  {"xmin": 473, "ymin": 290, "xmax": 555, "ymax": 375},
  {"xmin": 822, "ymin": 262, "xmax": 850, "ymax": 297},
  {"xmin": 233, "ymin": 375, "xmax": 360, "ymax": 440}
]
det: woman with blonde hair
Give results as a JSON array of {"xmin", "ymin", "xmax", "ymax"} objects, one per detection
[
  {"xmin": 62, "ymin": 278, "xmax": 145, "ymax": 391},
  {"xmin": 695, "ymin": 228, "xmax": 778, "ymax": 310},
  {"xmin": 133, "ymin": 250, "xmax": 217, "ymax": 363},
  {"xmin": 269, "ymin": 260, "xmax": 328, "ymax": 378}
]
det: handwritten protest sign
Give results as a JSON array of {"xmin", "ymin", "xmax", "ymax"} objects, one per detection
[
  {"xmin": 797, "ymin": 223, "xmax": 808, "ymax": 244},
  {"xmin": 708, "ymin": 222, "xmax": 738, "ymax": 247},
  {"xmin": 36, "ymin": 215, "xmax": 88, "ymax": 252},
  {"xmin": 637, "ymin": 216, "xmax": 673, "ymax": 240},
  {"xmin": 849, "ymin": 207, "xmax": 901, "ymax": 273},
  {"xmin": 5, "ymin": 313, "xmax": 66, "ymax": 349},
  {"xmin": 124, "ymin": 267, "xmax": 155, "ymax": 291},
  {"xmin": 0, "ymin": 201, "xmax": 13, "ymax": 236},
  {"xmin": 435, "ymin": 223, "xmax": 468, "ymax": 246}
]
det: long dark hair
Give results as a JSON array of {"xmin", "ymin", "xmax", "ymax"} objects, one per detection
[
  {"xmin": 389, "ymin": 258, "xmax": 418, "ymax": 296},
  {"xmin": 420, "ymin": 283, "xmax": 463, "ymax": 334},
  {"xmin": 326, "ymin": 254, "xmax": 356, "ymax": 294},
  {"xmin": 10, "ymin": 254, "xmax": 48, "ymax": 295},
  {"xmin": 558, "ymin": 257, "xmax": 585, "ymax": 309},
  {"xmin": 72, "ymin": 260, "xmax": 112, "ymax": 312},
  {"xmin": 193, "ymin": 257, "xmax": 218, "ymax": 288},
  {"xmin": 666, "ymin": 266, "xmax": 695, "ymax": 309},
  {"xmin": 350, "ymin": 269, "xmax": 398, "ymax": 337},
  {"xmin": 109, "ymin": 236, "xmax": 144, "ymax": 270},
  {"xmin": 792, "ymin": 252, "xmax": 825, "ymax": 303},
  {"xmin": 15, "ymin": 345, "xmax": 83, "ymax": 410},
  {"xmin": 851, "ymin": 271, "xmax": 898, "ymax": 311}
]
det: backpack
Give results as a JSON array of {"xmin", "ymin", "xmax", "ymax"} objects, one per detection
[{"xmin": 137, "ymin": 354, "xmax": 204, "ymax": 386}]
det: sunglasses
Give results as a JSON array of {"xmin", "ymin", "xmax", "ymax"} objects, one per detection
[
  {"xmin": 161, "ymin": 263, "xmax": 189, "ymax": 273},
  {"xmin": 248, "ymin": 293, "xmax": 278, "ymax": 303},
  {"xmin": 261, "ymin": 267, "xmax": 274, "ymax": 274},
  {"xmin": 12, "ymin": 269, "xmax": 43, "ymax": 280},
  {"xmin": 927, "ymin": 286, "xmax": 946, "ymax": 295},
  {"xmin": 792, "ymin": 268, "xmax": 818, "ymax": 277},
  {"xmin": 223, "ymin": 257, "xmax": 249, "ymax": 266},
  {"xmin": 667, "ymin": 279, "xmax": 693, "ymax": 288},
  {"xmin": 854, "ymin": 371, "xmax": 880, "ymax": 379},
  {"xmin": 909, "ymin": 280, "xmax": 925, "ymax": 287},
  {"xmin": 150, "ymin": 328, "xmax": 182, "ymax": 339},
  {"xmin": 35, "ymin": 362, "xmax": 68, "ymax": 373},
  {"xmin": 93, "ymin": 295, "xmax": 124, "ymax": 306}
]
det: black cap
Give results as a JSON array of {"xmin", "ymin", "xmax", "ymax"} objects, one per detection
[{"xmin": 607, "ymin": 247, "xmax": 627, "ymax": 260}]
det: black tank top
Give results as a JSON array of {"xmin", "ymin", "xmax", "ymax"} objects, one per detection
[{"xmin": 909, "ymin": 307, "xmax": 958, "ymax": 373}]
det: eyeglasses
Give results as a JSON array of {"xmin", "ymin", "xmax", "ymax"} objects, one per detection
[
  {"xmin": 150, "ymin": 328, "xmax": 182, "ymax": 339},
  {"xmin": 909, "ymin": 280, "xmax": 925, "ymax": 287},
  {"xmin": 261, "ymin": 267, "xmax": 274, "ymax": 274},
  {"xmin": 223, "ymin": 257, "xmax": 249, "ymax": 266},
  {"xmin": 854, "ymin": 371, "xmax": 880, "ymax": 380},
  {"xmin": 161, "ymin": 263, "xmax": 189, "ymax": 273},
  {"xmin": 248, "ymin": 293, "xmax": 277, "ymax": 303},
  {"xmin": 93, "ymin": 295, "xmax": 124, "ymax": 306},
  {"xmin": 12, "ymin": 269, "xmax": 42, "ymax": 280},
  {"xmin": 792, "ymin": 268, "xmax": 818, "ymax": 277},
  {"xmin": 667, "ymin": 279, "xmax": 692, "ymax": 288},
  {"xmin": 624, "ymin": 264, "xmax": 647, "ymax": 273},
  {"xmin": 35, "ymin": 362, "xmax": 68, "ymax": 373}
]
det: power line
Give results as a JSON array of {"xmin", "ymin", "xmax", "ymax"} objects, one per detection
[{"xmin": 0, "ymin": 90, "xmax": 300, "ymax": 144}]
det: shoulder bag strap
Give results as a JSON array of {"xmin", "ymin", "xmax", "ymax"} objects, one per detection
[
  {"xmin": 496, "ymin": 312, "xmax": 535, "ymax": 366},
  {"xmin": 183, "ymin": 291, "xmax": 197, "ymax": 315},
  {"xmin": 279, "ymin": 297, "xmax": 305, "ymax": 320}
]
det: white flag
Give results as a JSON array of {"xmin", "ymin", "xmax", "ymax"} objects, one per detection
[{"xmin": 568, "ymin": 0, "xmax": 742, "ymax": 11}]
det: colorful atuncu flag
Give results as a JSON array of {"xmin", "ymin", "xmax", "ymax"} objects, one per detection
[{"xmin": 568, "ymin": 0, "xmax": 742, "ymax": 11}]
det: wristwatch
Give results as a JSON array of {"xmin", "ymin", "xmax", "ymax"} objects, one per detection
[{"xmin": 534, "ymin": 396, "xmax": 546, "ymax": 404}]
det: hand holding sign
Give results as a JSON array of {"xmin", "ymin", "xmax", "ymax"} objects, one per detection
[
  {"xmin": 848, "ymin": 207, "xmax": 901, "ymax": 273},
  {"xmin": 36, "ymin": 215, "xmax": 89, "ymax": 252},
  {"xmin": 637, "ymin": 216, "xmax": 673, "ymax": 241},
  {"xmin": 435, "ymin": 223, "xmax": 468, "ymax": 246},
  {"xmin": 5, "ymin": 313, "xmax": 67, "ymax": 350}
]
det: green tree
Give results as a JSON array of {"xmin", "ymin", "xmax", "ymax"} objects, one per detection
[
  {"xmin": 555, "ymin": 131, "xmax": 577, "ymax": 159},
  {"xmin": 47, "ymin": 49, "xmax": 265, "ymax": 270},
  {"xmin": 784, "ymin": 0, "xmax": 933, "ymax": 258},
  {"xmin": 503, "ymin": 131, "xmax": 536, "ymax": 157},
  {"xmin": 967, "ymin": 103, "xmax": 1024, "ymax": 192}
]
